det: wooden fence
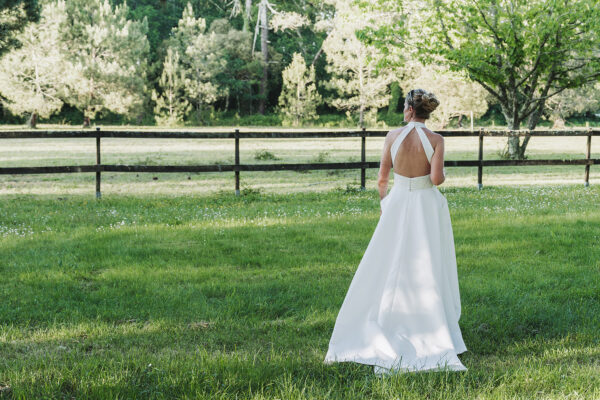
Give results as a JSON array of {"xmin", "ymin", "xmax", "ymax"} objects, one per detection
[{"xmin": 0, "ymin": 127, "xmax": 598, "ymax": 198}]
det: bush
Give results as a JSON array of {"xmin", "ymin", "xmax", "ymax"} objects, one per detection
[
  {"xmin": 312, "ymin": 151, "xmax": 329, "ymax": 163},
  {"xmin": 335, "ymin": 182, "xmax": 363, "ymax": 194},
  {"xmin": 254, "ymin": 150, "xmax": 280, "ymax": 161},
  {"xmin": 240, "ymin": 186, "xmax": 262, "ymax": 196}
]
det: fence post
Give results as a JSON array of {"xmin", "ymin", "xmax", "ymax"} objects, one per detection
[
  {"xmin": 234, "ymin": 129, "xmax": 240, "ymax": 196},
  {"xmin": 360, "ymin": 127, "xmax": 366, "ymax": 190},
  {"xmin": 477, "ymin": 128, "xmax": 483, "ymax": 190},
  {"xmin": 96, "ymin": 127, "xmax": 101, "ymax": 199},
  {"xmin": 585, "ymin": 123, "xmax": 592, "ymax": 187}
]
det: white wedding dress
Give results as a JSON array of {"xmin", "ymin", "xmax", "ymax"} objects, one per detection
[{"xmin": 323, "ymin": 121, "xmax": 467, "ymax": 374}]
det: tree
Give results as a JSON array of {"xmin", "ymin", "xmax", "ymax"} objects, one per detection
[
  {"xmin": 361, "ymin": 0, "xmax": 600, "ymax": 159},
  {"xmin": 0, "ymin": 0, "xmax": 40, "ymax": 57},
  {"xmin": 227, "ymin": 0, "xmax": 253, "ymax": 33},
  {"xmin": 545, "ymin": 83, "xmax": 600, "ymax": 128},
  {"xmin": 60, "ymin": 0, "xmax": 149, "ymax": 127},
  {"xmin": 160, "ymin": 5, "xmax": 266, "ymax": 122},
  {"xmin": 278, "ymin": 52, "xmax": 322, "ymax": 126},
  {"xmin": 208, "ymin": 19, "xmax": 263, "ymax": 115},
  {"xmin": 250, "ymin": 0, "xmax": 313, "ymax": 115},
  {"xmin": 0, "ymin": 1, "xmax": 66, "ymax": 128},
  {"xmin": 387, "ymin": 81, "xmax": 402, "ymax": 116},
  {"xmin": 322, "ymin": 0, "xmax": 394, "ymax": 128},
  {"xmin": 151, "ymin": 47, "xmax": 190, "ymax": 125},
  {"xmin": 164, "ymin": 3, "xmax": 226, "ymax": 123}
]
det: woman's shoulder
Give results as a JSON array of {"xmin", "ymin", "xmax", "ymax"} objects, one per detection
[
  {"xmin": 423, "ymin": 127, "xmax": 444, "ymax": 145},
  {"xmin": 384, "ymin": 127, "xmax": 404, "ymax": 143},
  {"xmin": 386, "ymin": 127, "xmax": 405, "ymax": 136}
]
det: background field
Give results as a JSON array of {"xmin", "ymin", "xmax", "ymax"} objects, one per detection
[{"xmin": 0, "ymin": 126, "xmax": 598, "ymax": 196}]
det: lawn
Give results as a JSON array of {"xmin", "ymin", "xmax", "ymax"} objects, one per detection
[{"xmin": 1, "ymin": 185, "xmax": 599, "ymax": 399}]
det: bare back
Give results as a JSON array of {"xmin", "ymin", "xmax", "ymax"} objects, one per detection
[
  {"xmin": 377, "ymin": 121, "xmax": 446, "ymax": 193},
  {"xmin": 389, "ymin": 124, "xmax": 441, "ymax": 177},
  {"xmin": 393, "ymin": 128, "xmax": 432, "ymax": 177}
]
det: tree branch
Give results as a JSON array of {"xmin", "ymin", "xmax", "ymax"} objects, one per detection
[
  {"xmin": 474, "ymin": 2, "xmax": 506, "ymax": 51},
  {"xmin": 434, "ymin": 1, "xmax": 454, "ymax": 50},
  {"xmin": 470, "ymin": 75, "xmax": 504, "ymax": 104},
  {"xmin": 514, "ymin": 31, "xmax": 551, "ymax": 88}
]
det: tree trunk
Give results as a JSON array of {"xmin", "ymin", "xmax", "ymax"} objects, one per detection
[
  {"xmin": 83, "ymin": 116, "xmax": 91, "ymax": 128},
  {"xmin": 248, "ymin": 85, "xmax": 253, "ymax": 114},
  {"xmin": 28, "ymin": 112, "xmax": 38, "ymax": 129},
  {"xmin": 501, "ymin": 106, "xmax": 522, "ymax": 159},
  {"xmin": 359, "ymin": 106, "xmax": 364, "ymax": 128},
  {"xmin": 258, "ymin": 1, "xmax": 268, "ymax": 115},
  {"xmin": 311, "ymin": 46, "xmax": 324, "ymax": 67},
  {"xmin": 517, "ymin": 100, "xmax": 547, "ymax": 159},
  {"xmin": 507, "ymin": 136, "xmax": 520, "ymax": 158},
  {"xmin": 457, "ymin": 114, "xmax": 463, "ymax": 128},
  {"xmin": 243, "ymin": 0, "xmax": 252, "ymax": 32},
  {"xmin": 501, "ymin": 94, "xmax": 549, "ymax": 159}
]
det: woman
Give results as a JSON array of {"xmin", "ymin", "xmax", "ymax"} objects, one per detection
[{"xmin": 323, "ymin": 89, "xmax": 467, "ymax": 374}]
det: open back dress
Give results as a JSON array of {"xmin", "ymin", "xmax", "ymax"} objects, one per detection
[{"xmin": 323, "ymin": 121, "xmax": 468, "ymax": 374}]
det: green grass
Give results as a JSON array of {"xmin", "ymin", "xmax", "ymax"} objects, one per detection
[{"xmin": 1, "ymin": 185, "xmax": 600, "ymax": 399}]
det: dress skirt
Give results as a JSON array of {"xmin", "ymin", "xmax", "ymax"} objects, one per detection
[{"xmin": 323, "ymin": 173, "xmax": 467, "ymax": 374}]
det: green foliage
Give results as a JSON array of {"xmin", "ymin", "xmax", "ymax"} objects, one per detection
[
  {"xmin": 4, "ymin": 0, "xmax": 599, "ymax": 130},
  {"xmin": 545, "ymin": 83, "xmax": 600, "ymax": 127},
  {"xmin": 240, "ymin": 185, "xmax": 263, "ymax": 196},
  {"xmin": 379, "ymin": 111, "xmax": 405, "ymax": 127},
  {"xmin": 425, "ymin": 0, "xmax": 600, "ymax": 122},
  {"xmin": 312, "ymin": 150, "xmax": 330, "ymax": 163},
  {"xmin": 335, "ymin": 181, "xmax": 363, "ymax": 193},
  {"xmin": 254, "ymin": 149, "xmax": 280, "ymax": 161},
  {"xmin": 0, "ymin": 1, "xmax": 66, "ymax": 123},
  {"xmin": 278, "ymin": 52, "xmax": 322, "ymax": 127},
  {"xmin": 0, "ymin": 0, "xmax": 40, "ymax": 56},
  {"xmin": 362, "ymin": 0, "xmax": 600, "ymax": 158},
  {"xmin": 151, "ymin": 48, "xmax": 190, "ymax": 126},
  {"xmin": 166, "ymin": 3, "xmax": 223, "ymax": 123},
  {"xmin": 60, "ymin": 0, "xmax": 150, "ymax": 122},
  {"xmin": 387, "ymin": 81, "xmax": 402, "ymax": 115},
  {"xmin": 208, "ymin": 18, "xmax": 263, "ymax": 116},
  {"xmin": 322, "ymin": 1, "xmax": 394, "ymax": 128},
  {"xmin": 157, "ymin": 6, "xmax": 263, "ymax": 124}
]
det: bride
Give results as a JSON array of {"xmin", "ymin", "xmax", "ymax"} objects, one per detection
[{"xmin": 324, "ymin": 89, "xmax": 468, "ymax": 374}]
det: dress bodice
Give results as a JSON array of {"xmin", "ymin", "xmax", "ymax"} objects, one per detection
[
  {"xmin": 390, "ymin": 121, "xmax": 435, "ymax": 167},
  {"xmin": 389, "ymin": 121, "xmax": 436, "ymax": 190}
]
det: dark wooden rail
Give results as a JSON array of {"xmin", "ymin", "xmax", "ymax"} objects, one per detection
[{"xmin": 0, "ymin": 127, "xmax": 598, "ymax": 197}]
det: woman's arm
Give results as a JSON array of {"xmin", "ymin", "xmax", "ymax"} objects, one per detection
[
  {"xmin": 377, "ymin": 133, "xmax": 393, "ymax": 199},
  {"xmin": 430, "ymin": 135, "xmax": 445, "ymax": 185}
]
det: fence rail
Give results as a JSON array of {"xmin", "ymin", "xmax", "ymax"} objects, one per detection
[{"xmin": 0, "ymin": 127, "xmax": 598, "ymax": 197}]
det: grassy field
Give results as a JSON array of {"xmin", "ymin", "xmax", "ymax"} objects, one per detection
[
  {"xmin": 1, "ymin": 126, "xmax": 599, "ymax": 398},
  {"xmin": 1, "ymin": 185, "xmax": 599, "ymax": 399}
]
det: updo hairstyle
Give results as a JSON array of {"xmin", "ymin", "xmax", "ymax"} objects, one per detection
[{"xmin": 405, "ymin": 89, "xmax": 440, "ymax": 119}]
